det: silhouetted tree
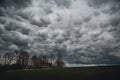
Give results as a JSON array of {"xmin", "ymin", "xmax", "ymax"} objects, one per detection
[
  {"xmin": 49, "ymin": 53, "xmax": 55, "ymax": 65},
  {"xmin": 43, "ymin": 55, "xmax": 49, "ymax": 64},
  {"xmin": 55, "ymin": 53, "xmax": 65, "ymax": 68},
  {"xmin": 38, "ymin": 55, "xmax": 43, "ymax": 68},
  {"xmin": 31, "ymin": 54, "xmax": 50, "ymax": 68},
  {"xmin": 17, "ymin": 50, "xmax": 29, "ymax": 68},
  {"xmin": 4, "ymin": 52, "xmax": 15, "ymax": 65},
  {"xmin": 31, "ymin": 55, "xmax": 38, "ymax": 68},
  {"xmin": 53, "ymin": 44, "xmax": 66, "ymax": 68}
]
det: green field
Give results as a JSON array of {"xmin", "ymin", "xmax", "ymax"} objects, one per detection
[{"xmin": 0, "ymin": 66, "xmax": 120, "ymax": 80}]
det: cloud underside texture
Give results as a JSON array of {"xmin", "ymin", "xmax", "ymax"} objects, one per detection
[{"xmin": 0, "ymin": 0, "xmax": 120, "ymax": 64}]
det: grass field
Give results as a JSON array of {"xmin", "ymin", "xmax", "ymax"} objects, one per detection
[{"xmin": 0, "ymin": 66, "xmax": 120, "ymax": 80}]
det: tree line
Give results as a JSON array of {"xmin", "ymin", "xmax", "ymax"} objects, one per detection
[{"xmin": 0, "ymin": 50, "xmax": 65, "ymax": 71}]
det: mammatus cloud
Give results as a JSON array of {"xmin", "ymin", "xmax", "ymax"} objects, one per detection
[{"xmin": 0, "ymin": 0, "xmax": 120, "ymax": 64}]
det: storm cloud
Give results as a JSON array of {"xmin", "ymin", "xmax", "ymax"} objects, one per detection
[{"xmin": 0, "ymin": 0, "xmax": 120, "ymax": 64}]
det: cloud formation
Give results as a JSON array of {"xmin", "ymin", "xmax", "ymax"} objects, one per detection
[{"xmin": 0, "ymin": 0, "xmax": 120, "ymax": 64}]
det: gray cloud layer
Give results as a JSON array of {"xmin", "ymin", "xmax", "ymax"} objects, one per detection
[{"xmin": 0, "ymin": 0, "xmax": 120, "ymax": 64}]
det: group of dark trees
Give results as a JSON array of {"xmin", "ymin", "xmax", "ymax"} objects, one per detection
[{"xmin": 0, "ymin": 50, "xmax": 65, "ymax": 71}]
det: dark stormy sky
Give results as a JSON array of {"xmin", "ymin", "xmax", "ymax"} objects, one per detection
[{"xmin": 0, "ymin": 0, "xmax": 120, "ymax": 64}]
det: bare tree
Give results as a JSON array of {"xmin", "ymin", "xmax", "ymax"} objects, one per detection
[
  {"xmin": 4, "ymin": 52, "xmax": 15, "ymax": 65},
  {"xmin": 53, "ymin": 44, "xmax": 66, "ymax": 68},
  {"xmin": 49, "ymin": 53, "xmax": 55, "ymax": 65},
  {"xmin": 18, "ymin": 50, "xmax": 29, "ymax": 68},
  {"xmin": 14, "ymin": 50, "xmax": 20, "ymax": 64},
  {"xmin": 31, "ymin": 55, "xmax": 38, "ymax": 68},
  {"xmin": 38, "ymin": 55, "xmax": 43, "ymax": 67},
  {"xmin": 55, "ymin": 53, "xmax": 65, "ymax": 68},
  {"xmin": 41, "ymin": 55, "xmax": 49, "ymax": 66}
]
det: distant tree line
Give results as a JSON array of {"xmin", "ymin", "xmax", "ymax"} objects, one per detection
[{"xmin": 0, "ymin": 50, "xmax": 65, "ymax": 72}]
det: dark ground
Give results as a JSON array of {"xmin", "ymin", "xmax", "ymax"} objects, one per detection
[{"xmin": 0, "ymin": 65, "xmax": 120, "ymax": 80}]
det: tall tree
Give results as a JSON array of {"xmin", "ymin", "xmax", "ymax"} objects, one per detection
[
  {"xmin": 41, "ymin": 55, "xmax": 49, "ymax": 66},
  {"xmin": 18, "ymin": 50, "xmax": 29, "ymax": 68},
  {"xmin": 4, "ymin": 52, "xmax": 15, "ymax": 65},
  {"xmin": 49, "ymin": 53, "xmax": 55, "ymax": 65},
  {"xmin": 55, "ymin": 53, "xmax": 65, "ymax": 68},
  {"xmin": 53, "ymin": 44, "xmax": 66, "ymax": 68},
  {"xmin": 31, "ymin": 55, "xmax": 38, "ymax": 68}
]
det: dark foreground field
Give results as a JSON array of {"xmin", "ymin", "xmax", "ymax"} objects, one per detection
[{"xmin": 0, "ymin": 66, "xmax": 120, "ymax": 80}]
